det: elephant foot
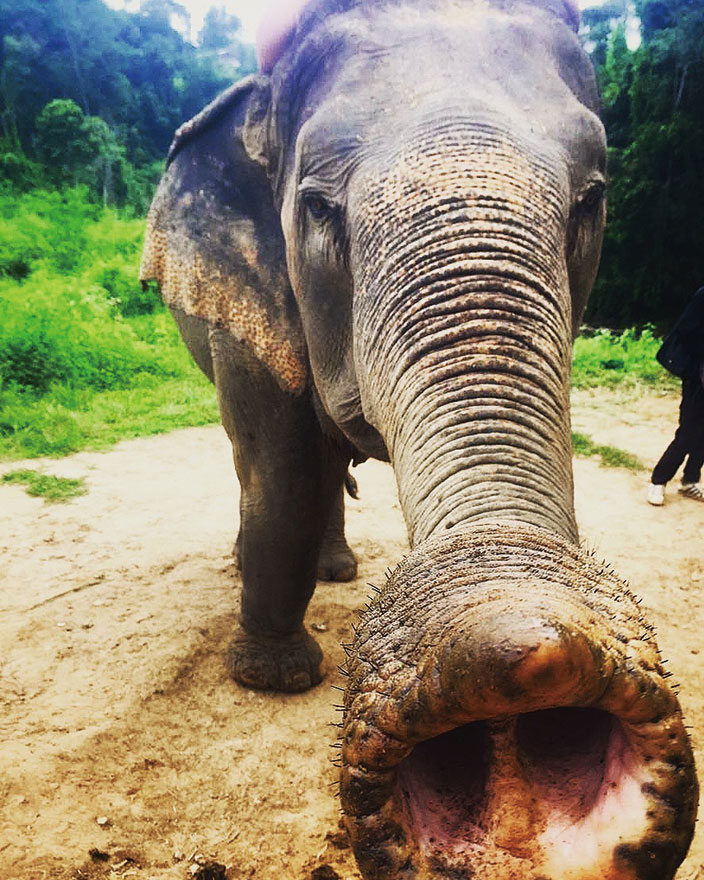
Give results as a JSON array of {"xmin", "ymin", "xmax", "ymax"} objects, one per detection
[
  {"xmin": 226, "ymin": 623, "xmax": 324, "ymax": 692},
  {"xmin": 318, "ymin": 541, "xmax": 358, "ymax": 582}
]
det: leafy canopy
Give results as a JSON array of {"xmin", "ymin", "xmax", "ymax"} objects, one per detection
[{"xmin": 583, "ymin": 0, "xmax": 704, "ymax": 329}]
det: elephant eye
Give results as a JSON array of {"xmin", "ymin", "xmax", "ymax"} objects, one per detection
[
  {"xmin": 567, "ymin": 179, "xmax": 606, "ymax": 260},
  {"xmin": 302, "ymin": 192, "xmax": 334, "ymax": 221},
  {"xmin": 577, "ymin": 180, "xmax": 606, "ymax": 213}
]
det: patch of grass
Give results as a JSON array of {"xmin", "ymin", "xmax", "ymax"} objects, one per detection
[
  {"xmin": 571, "ymin": 431, "xmax": 645, "ymax": 471},
  {"xmin": 572, "ymin": 432, "xmax": 601, "ymax": 457},
  {"xmin": 2, "ymin": 468, "xmax": 87, "ymax": 502},
  {"xmin": 0, "ymin": 189, "xmax": 221, "ymax": 461},
  {"xmin": 0, "ymin": 376, "xmax": 218, "ymax": 459},
  {"xmin": 0, "ymin": 274, "xmax": 190, "ymax": 393},
  {"xmin": 572, "ymin": 327, "xmax": 677, "ymax": 390},
  {"xmin": 596, "ymin": 445, "xmax": 645, "ymax": 470}
]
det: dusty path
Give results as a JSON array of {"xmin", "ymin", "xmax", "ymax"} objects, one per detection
[{"xmin": 1, "ymin": 388, "xmax": 702, "ymax": 880}]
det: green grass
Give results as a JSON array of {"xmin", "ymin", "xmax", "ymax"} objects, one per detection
[
  {"xmin": 0, "ymin": 187, "xmax": 220, "ymax": 461},
  {"xmin": 571, "ymin": 431, "xmax": 645, "ymax": 471},
  {"xmin": 2, "ymin": 468, "xmax": 87, "ymax": 502},
  {"xmin": 572, "ymin": 327, "xmax": 678, "ymax": 390},
  {"xmin": 0, "ymin": 376, "xmax": 218, "ymax": 459}
]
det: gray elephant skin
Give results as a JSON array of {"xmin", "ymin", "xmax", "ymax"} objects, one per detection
[{"xmin": 140, "ymin": 0, "xmax": 699, "ymax": 877}]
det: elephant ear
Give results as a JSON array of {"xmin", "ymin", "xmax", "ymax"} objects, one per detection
[{"xmin": 140, "ymin": 75, "xmax": 307, "ymax": 394}]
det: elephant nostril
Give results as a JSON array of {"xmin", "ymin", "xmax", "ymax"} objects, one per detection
[
  {"xmin": 395, "ymin": 721, "xmax": 490, "ymax": 845},
  {"xmin": 393, "ymin": 709, "xmax": 623, "ymax": 837},
  {"xmin": 515, "ymin": 706, "xmax": 620, "ymax": 814}
]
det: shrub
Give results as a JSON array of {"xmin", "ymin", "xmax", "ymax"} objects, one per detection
[
  {"xmin": 0, "ymin": 148, "xmax": 45, "ymax": 192},
  {"xmin": 572, "ymin": 326, "xmax": 675, "ymax": 389},
  {"xmin": 93, "ymin": 257, "xmax": 161, "ymax": 316},
  {"xmin": 0, "ymin": 270, "xmax": 179, "ymax": 393},
  {"xmin": 0, "ymin": 188, "xmax": 101, "ymax": 276}
]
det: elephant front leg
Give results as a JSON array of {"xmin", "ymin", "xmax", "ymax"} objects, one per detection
[
  {"xmin": 231, "ymin": 454, "xmax": 347, "ymax": 692},
  {"xmin": 212, "ymin": 331, "xmax": 349, "ymax": 692}
]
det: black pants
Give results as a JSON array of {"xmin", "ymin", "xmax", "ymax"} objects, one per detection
[{"xmin": 652, "ymin": 378, "xmax": 704, "ymax": 485}]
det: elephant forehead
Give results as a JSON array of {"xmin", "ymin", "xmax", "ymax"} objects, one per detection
[{"xmin": 256, "ymin": 0, "xmax": 581, "ymax": 72}]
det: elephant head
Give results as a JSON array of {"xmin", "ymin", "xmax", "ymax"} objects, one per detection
[{"xmin": 141, "ymin": 0, "xmax": 698, "ymax": 876}]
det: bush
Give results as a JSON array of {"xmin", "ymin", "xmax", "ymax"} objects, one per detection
[
  {"xmin": 0, "ymin": 188, "xmax": 101, "ymax": 275},
  {"xmin": 0, "ymin": 270, "xmax": 181, "ymax": 393},
  {"xmin": 0, "ymin": 186, "xmax": 194, "ymax": 402},
  {"xmin": 572, "ymin": 326, "xmax": 675, "ymax": 389},
  {"xmin": 0, "ymin": 148, "xmax": 45, "ymax": 192},
  {"xmin": 93, "ymin": 257, "xmax": 161, "ymax": 315}
]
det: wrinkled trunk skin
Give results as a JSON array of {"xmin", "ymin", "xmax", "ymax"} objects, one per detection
[
  {"xmin": 339, "ymin": 124, "xmax": 698, "ymax": 878},
  {"xmin": 353, "ymin": 121, "xmax": 576, "ymax": 544}
]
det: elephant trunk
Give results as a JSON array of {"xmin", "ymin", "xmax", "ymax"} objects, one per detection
[
  {"xmin": 341, "ymin": 125, "xmax": 698, "ymax": 877},
  {"xmin": 351, "ymin": 121, "xmax": 577, "ymax": 545}
]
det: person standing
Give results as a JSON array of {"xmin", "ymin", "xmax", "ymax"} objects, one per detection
[{"xmin": 647, "ymin": 287, "xmax": 704, "ymax": 505}]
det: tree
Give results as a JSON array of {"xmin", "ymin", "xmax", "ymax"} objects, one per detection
[
  {"xmin": 0, "ymin": 32, "xmax": 39, "ymax": 147},
  {"xmin": 81, "ymin": 115, "xmax": 124, "ymax": 205},
  {"xmin": 583, "ymin": 0, "xmax": 704, "ymax": 328},
  {"xmin": 34, "ymin": 98, "xmax": 126, "ymax": 204},
  {"xmin": 197, "ymin": 6, "xmax": 257, "ymax": 77},
  {"xmin": 581, "ymin": 0, "xmax": 629, "ymax": 68},
  {"xmin": 35, "ymin": 99, "xmax": 94, "ymax": 186},
  {"xmin": 199, "ymin": 6, "xmax": 243, "ymax": 50},
  {"xmin": 0, "ymin": 0, "xmax": 241, "ymax": 166}
]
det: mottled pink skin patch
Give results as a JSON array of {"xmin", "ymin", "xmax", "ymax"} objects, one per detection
[
  {"xmin": 396, "ymin": 712, "xmax": 650, "ymax": 878},
  {"xmin": 256, "ymin": 0, "xmax": 311, "ymax": 72}
]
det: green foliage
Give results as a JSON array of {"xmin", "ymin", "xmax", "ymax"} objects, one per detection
[
  {"xmin": 572, "ymin": 326, "xmax": 675, "ymax": 388},
  {"xmin": 32, "ymin": 98, "xmax": 162, "ymax": 208},
  {"xmin": 0, "ymin": 188, "xmax": 101, "ymax": 277},
  {"xmin": 2, "ymin": 468, "xmax": 87, "ymax": 502},
  {"xmin": 0, "ymin": 141, "xmax": 44, "ymax": 191},
  {"xmin": 571, "ymin": 432, "xmax": 645, "ymax": 471},
  {"xmin": 35, "ymin": 99, "xmax": 92, "ymax": 182},
  {"xmin": 0, "ymin": 0, "xmax": 256, "ymax": 212},
  {"xmin": 0, "ymin": 378, "xmax": 218, "ymax": 459},
  {"xmin": 0, "ymin": 0, "xmax": 255, "ymax": 170},
  {"xmin": 0, "ymin": 271, "xmax": 180, "ymax": 392},
  {"xmin": 581, "ymin": 1, "xmax": 629, "ymax": 68},
  {"xmin": 0, "ymin": 187, "xmax": 218, "ymax": 459},
  {"xmin": 583, "ymin": 0, "xmax": 704, "ymax": 329},
  {"xmin": 96, "ymin": 262, "xmax": 161, "ymax": 316}
]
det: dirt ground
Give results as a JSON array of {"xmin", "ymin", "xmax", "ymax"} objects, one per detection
[{"xmin": 1, "ymin": 387, "xmax": 702, "ymax": 880}]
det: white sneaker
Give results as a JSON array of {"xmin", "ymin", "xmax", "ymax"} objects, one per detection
[
  {"xmin": 679, "ymin": 482, "xmax": 704, "ymax": 501},
  {"xmin": 647, "ymin": 483, "xmax": 665, "ymax": 506}
]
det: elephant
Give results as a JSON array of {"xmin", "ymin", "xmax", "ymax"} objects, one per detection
[{"xmin": 140, "ymin": 0, "xmax": 699, "ymax": 877}]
